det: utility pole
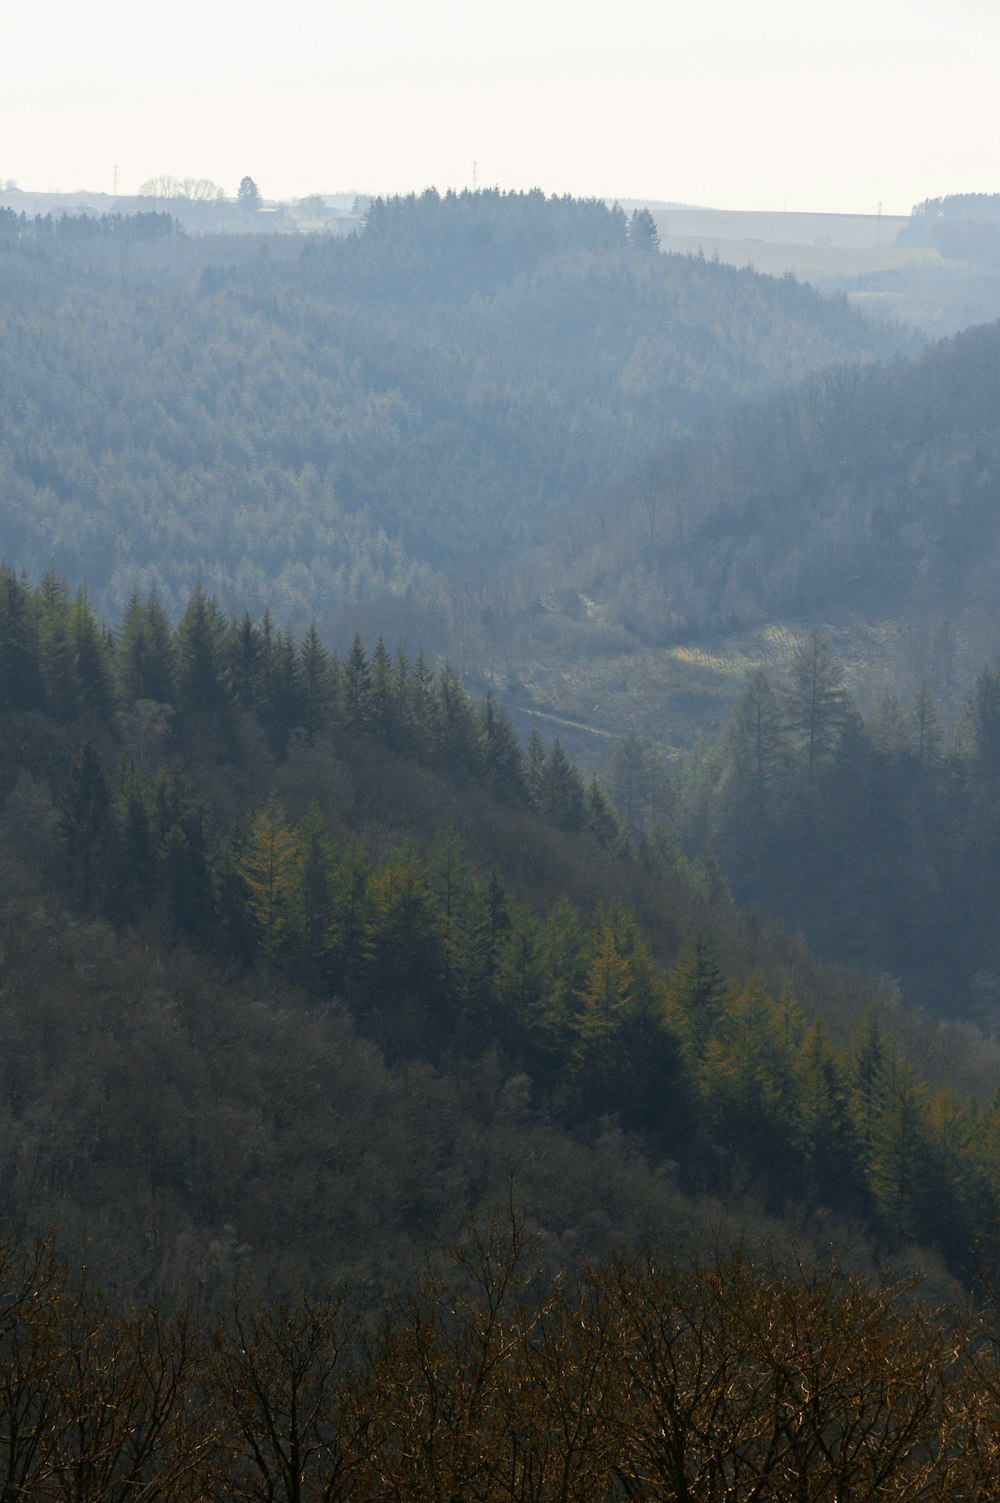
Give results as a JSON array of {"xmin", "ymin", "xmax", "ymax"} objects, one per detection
[
  {"xmin": 472, "ymin": 160, "xmax": 477, "ymax": 191},
  {"xmin": 113, "ymin": 164, "xmax": 118, "ymax": 197}
]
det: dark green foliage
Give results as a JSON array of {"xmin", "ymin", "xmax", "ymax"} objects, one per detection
[
  {"xmin": 58, "ymin": 740, "xmax": 116, "ymax": 907},
  {"xmin": 176, "ymin": 587, "xmax": 230, "ymax": 718},
  {"xmin": 565, "ymin": 317, "xmax": 1000, "ymax": 677},
  {"xmin": 0, "ymin": 566, "xmax": 44, "ymax": 713},
  {"xmin": 118, "ymin": 590, "xmax": 176, "ymax": 705},
  {"xmin": 669, "ymin": 641, "xmax": 1000, "ymax": 1027},
  {"xmin": 5, "ymin": 573, "xmax": 1000, "ymax": 1291}
]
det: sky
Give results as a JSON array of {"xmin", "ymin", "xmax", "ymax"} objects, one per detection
[{"xmin": 2, "ymin": 0, "xmax": 999, "ymax": 213}]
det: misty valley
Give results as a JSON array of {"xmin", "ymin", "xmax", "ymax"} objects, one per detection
[{"xmin": 6, "ymin": 186, "xmax": 1000, "ymax": 1497}]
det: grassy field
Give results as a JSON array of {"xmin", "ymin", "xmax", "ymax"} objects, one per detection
[
  {"xmin": 626, "ymin": 205, "xmax": 937, "ymax": 280},
  {"xmin": 657, "ymin": 234, "xmax": 940, "ymax": 280}
]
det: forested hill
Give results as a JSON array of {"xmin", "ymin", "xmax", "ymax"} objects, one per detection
[
  {"xmin": 0, "ymin": 193, "xmax": 902, "ymax": 635},
  {"xmin": 4, "ymin": 570, "xmax": 1000, "ymax": 1299},
  {"xmin": 555, "ymin": 316, "xmax": 1000, "ymax": 673}
]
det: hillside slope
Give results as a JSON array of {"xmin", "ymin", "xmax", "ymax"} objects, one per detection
[{"xmin": 0, "ymin": 194, "xmax": 903, "ymax": 643}]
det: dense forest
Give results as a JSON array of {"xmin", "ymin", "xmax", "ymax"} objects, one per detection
[
  {"xmin": 553, "ymin": 317, "xmax": 1000, "ymax": 689},
  {"xmin": 5, "ymin": 570, "xmax": 1000, "ymax": 1304},
  {"xmin": 609, "ymin": 630, "xmax": 1000, "ymax": 1036},
  {"xmin": 0, "ymin": 190, "xmax": 901, "ymax": 644},
  {"xmin": 9, "ymin": 191, "xmax": 1000, "ymax": 1490}
]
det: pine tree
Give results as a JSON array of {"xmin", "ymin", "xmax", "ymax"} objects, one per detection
[
  {"xmin": 406, "ymin": 651, "xmax": 437, "ymax": 759},
  {"xmin": 665, "ymin": 932, "xmax": 728, "ymax": 1061},
  {"xmin": 584, "ymin": 777, "xmax": 622, "ymax": 849},
  {"xmin": 366, "ymin": 842, "xmax": 448, "ymax": 1005},
  {"xmin": 292, "ymin": 810, "xmax": 336, "ymax": 981},
  {"xmin": 240, "ymin": 799, "xmax": 302, "ymax": 953},
  {"xmin": 299, "ymin": 624, "xmax": 336, "ymax": 742},
  {"xmin": 58, "ymin": 740, "xmax": 116, "ymax": 909},
  {"xmin": 342, "ymin": 633, "xmax": 371, "ymax": 733},
  {"xmin": 117, "ymin": 590, "xmax": 175, "ymax": 706},
  {"xmin": 176, "ymin": 587, "xmax": 231, "ymax": 718},
  {"xmin": 481, "ymin": 694, "xmax": 527, "ymax": 802},
  {"xmin": 538, "ymin": 740, "xmax": 584, "ymax": 830},
  {"xmin": 575, "ymin": 922, "xmax": 632, "ymax": 1052},
  {"xmin": 369, "ymin": 636, "xmax": 396, "ymax": 744},
  {"xmin": 868, "ymin": 1058, "xmax": 932, "ymax": 1239},
  {"xmin": 783, "ymin": 631, "xmax": 845, "ymax": 780},
  {"xmin": 436, "ymin": 666, "xmax": 483, "ymax": 777},
  {"xmin": 0, "ymin": 566, "xmax": 43, "ymax": 713},
  {"xmin": 849, "ymin": 1001, "xmax": 891, "ymax": 1171},
  {"xmin": 70, "ymin": 587, "xmax": 115, "ymax": 722},
  {"xmin": 795, "ymin": 1019, "xmax": 859, "ymax": 1203},
  {"xmin": 38, "ymin": 573, "xmax": 79, "ymax": 723},
  {"xmin": 726, "ymin": 670, "xmax": 787, "ymax": 808}
]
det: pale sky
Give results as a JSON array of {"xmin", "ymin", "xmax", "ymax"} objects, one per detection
[{"xmin": 2, "ymin": 0, "xmax": 999, "ymax": 213}]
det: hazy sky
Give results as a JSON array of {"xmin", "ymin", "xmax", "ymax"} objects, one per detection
[{"xmin": 3, "ymin": 0, "xmax": 998, "ymax": 212}]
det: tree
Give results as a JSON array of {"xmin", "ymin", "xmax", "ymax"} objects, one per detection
[
  {"xmin": 0, "ymin": 567, "xmax": 43, "ymax": 713},
  {"xmin": 783, "ymin": 630, "xmax": 846, "ymax": 780},
  {"xmin": 665, "ymin": 932, "xmax": 728, "ymax": 1061},
  {"xmin": 58, "ymin": 741, "xmax": 116, "ymax": 908},
  {"xmin": 213, "ymin": 1292, "xmax": 364, "ymax": 1503},
  {"xmin": 298, "ymin": 194, "xmax": 328, "ymax": 219},
  {"xmin": 240, "ymin": 799, "xmax": 302, "ymax": 953},
  {"xmin": 628, "ymin": 207, "xmax": 660, "ymax": 251},
  {"xmin": 726, "ymin": 669, "xmax": 787, "ymax": 806},
  {"xmin": 238, "ymin": 176, "xmax": 262, "ymax": 214}
]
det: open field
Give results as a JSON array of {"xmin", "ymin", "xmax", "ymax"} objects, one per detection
[
  {"xmin": 502, "ymin": 612, "xmax": 967, "ymax": 773},
  {"xmin": 657, "ymin": 234, "xmax": 940, "ymax": 280}
]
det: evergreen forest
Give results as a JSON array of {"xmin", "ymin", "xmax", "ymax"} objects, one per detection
[{"xmin": 6, "ymin": 188, "xmax": 1000, "ymax": 1498}]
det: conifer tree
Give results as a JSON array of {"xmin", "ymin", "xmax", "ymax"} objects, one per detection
[
  {"xmin": 0, "ymin": 566, "xmax": 43, "ymax": 713},
  {"xmin": 58, "ymin": 740, "xmax": 116, "ymax": 908},
  {"xmin": 299, "ymin": 624, "xmax": 335, "ymax": 742},
  {"xmin": 176, "ymin": 587, "xmax": 231, "ymax": 718},
  {"xmin": 481, "ymin": 694, "xmax": 527, "ymax": 802},
  {"xmin": 868, "ymin": 1057, "xmax": 932, "ymax": 1239},
  {"xmin": 795, "ymin": 1018, "xmax": 858, "ymax": 1202},
  {"xmin": 117, "ymin": 590, "xmax": 175, "ymax": 706},
  {"xmin": 575, "ymin": 922, "xmax": 632, "ymax": 1054},
  {"xmin": 38, "ymin": 574, "xmax": 79, "ymax": 723},
  {"xmin": 293, "ymin": 811, "xmax": 336, "ymax": 975},
  {"xmin": 783, "ymin": 630, "xmax": 845, "ymax": 780},
  {"xmin": 342, "ymin": 633, "xmax": 371, "ymax": 733},
  {"xmin": 70, "ymin": 587, "xmax": 115, "ymax": 722},
  {"xmin": 665, "ymin": 932, "xmax": 728, "ymax": 1061},
  {"xmin": 240, "ymin": 799, "xmax": 302, "ymax": 953},
  {"xmin": 369, "ymin": 635, "xmax": 396, "ymax": 744}
]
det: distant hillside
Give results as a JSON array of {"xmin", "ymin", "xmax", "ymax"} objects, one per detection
[
  {"xmin": 548, "ymin": 317, "xmax": 1000, "ymax": 694},
  {"xmin": 0, "ymin": 191, "xmax": 903, "ymax": 644}
]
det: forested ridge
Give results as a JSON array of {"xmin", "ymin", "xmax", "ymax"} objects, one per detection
[
  {"xmin": 560, "ymin": 317, "xmax": 1000, "ymax": 680},
  {"xmin": 0, "ymin": 192, "xmax": 901, "ymax": 639},
  {"xmin": 9, "ymin": 192, "xmax": 1000, "ymax": 1493},
  {"xmin": 4, "ymin": 570, "xmax": 1000, "ymax": 1303},
  {"xmin": 613, "ymin": 629, "xmax": 1000, "ymax": 1042}
]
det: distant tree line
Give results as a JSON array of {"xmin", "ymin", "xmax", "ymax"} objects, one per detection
[
  {"xmin": 0, "ymin": 207, "xmax": 178, "ymax": 241},
  {"xmin": 613, "ymin": 629, "xmax": 1000, "ymax": 1032},
  {"xmin": 0, "ymin": 190, "xmax": 898, "ymax": 635}
]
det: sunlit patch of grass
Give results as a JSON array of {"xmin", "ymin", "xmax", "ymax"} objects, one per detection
[{"xmin": 669, "ymin": 644, "xmax": 764, "ymax": 676}]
